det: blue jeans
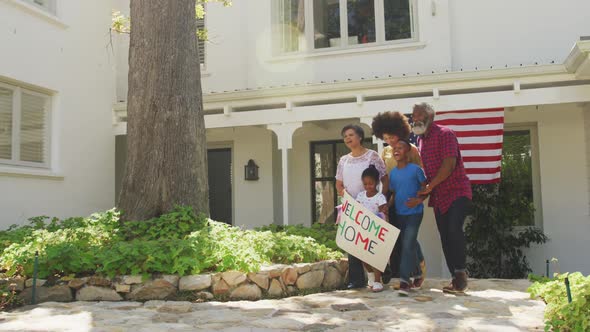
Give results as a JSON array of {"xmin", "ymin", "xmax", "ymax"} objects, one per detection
[{"xmin": 398, "ymin": 213, "xmax": 424, "ymax": 284}]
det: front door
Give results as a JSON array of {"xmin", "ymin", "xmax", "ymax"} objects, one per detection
[{"xmin": 207, "ymin": 148, "xmax": 232, "ymax": 225}]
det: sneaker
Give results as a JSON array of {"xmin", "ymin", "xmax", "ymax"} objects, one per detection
[
  {"xmin": 412, "ymin": 277, "xmax": 424, "ymax": 290},
  {"xmin": 372, "ymin": 282, "xmax": 384, "ymax": 292},
  {"xmin": 442, "ymin": 280, "xmax": 456, "ymax": 293},
  {"xmin": 454, "ymin": 271, "xmax": 468, "ymax": 293},
  {"xmin": 398, "ymin": 282, "xmax": 411, "ymax": 296},
  {"xmin": 367, "ymin": 272, "xmax": 375, "ymax": 288}
]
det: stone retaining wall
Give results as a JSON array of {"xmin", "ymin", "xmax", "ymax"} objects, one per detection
[{"xmin": 2, "ymin": 259, "xmax": 349, "ymax": 304}]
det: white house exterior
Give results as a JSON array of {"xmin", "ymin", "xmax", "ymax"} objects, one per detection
[
  {"xmin": 2, "ymin": 0, "xmax": 590, "ymax": 278},
  {"xmin": 0, "ymin": 1, "xmax": 116, "ymax": 224}
]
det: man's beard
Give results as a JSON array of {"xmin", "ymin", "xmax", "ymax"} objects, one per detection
[{"xmin": 412, "ymin": 120, "xmax": 430, "ymax": 135}]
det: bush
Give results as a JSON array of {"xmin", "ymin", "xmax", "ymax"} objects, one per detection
[
  {"xmin": 0, "ymin": 207, "xmax": 342, "ymax": 279},
  {"xmin": 528, "ymin": 272, "xmax": 590, "ymax": 331},
  {"xmin": 256, "ymin": 223, "xmax": 340, "ymax": 252}
]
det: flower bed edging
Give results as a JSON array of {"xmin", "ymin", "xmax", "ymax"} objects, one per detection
[{"xmin": 7, "ymin": 259, "xmax": 350, "ymax": 304}]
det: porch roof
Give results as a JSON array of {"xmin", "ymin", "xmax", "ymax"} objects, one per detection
[{"xmin": 113, "ymin": 40, "xmax": 590, "ymax": 135}]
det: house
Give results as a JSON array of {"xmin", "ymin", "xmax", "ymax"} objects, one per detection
[{"xmin": 2, "ymin": 0, "xmax": 590, "ymax": 278}]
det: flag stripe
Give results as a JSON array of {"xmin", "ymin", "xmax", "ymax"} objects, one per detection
[
  {"xmin": 459, "ymin": 143, "xmax": 503, "ymax": 150},
  {"xmin": 464, "ymin": 161, "xmax": 502, "ymax": 169},
  {"xmin": 435, "ymin": 111, "xmax": 504, "ymax": 121},
  {"xmin": 433, "ymin": 108, "xmax": 505, "ymax": 184},
  {"xmin": 436, "ymin": 117, "xmax": 504, "ymax": 126},
  {"xmin": 437, "ymin": 108, "xmax": 504, "ymax": 115},
  {"xmin": 446, "ymin": 124, "xmax": 504, "ymax": 131},
  {"xmin": 463, "ymin": 155, "xmax": 502, "ymax": 162},
  {"xmin": 458, "ymin": 136, "xmax": 503, "ymax": 144},
  {"xmin": 455, "ymin": 130, "xmax": 504, "ymax": 137}
]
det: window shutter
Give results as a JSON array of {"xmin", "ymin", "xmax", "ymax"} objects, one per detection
[
  {"xmin": 20, "ymin": 92, "xmax": 47, "ymax": 164},
  {"xmin": 197, "ymin": 17, "xmax": 205, "ymax": 66},
  {"xmin": 0, "ymin": 87, "xmax": 12, "ymax": 160}
]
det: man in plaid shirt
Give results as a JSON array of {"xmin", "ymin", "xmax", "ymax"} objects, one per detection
[{"xmin": 409, "ymin": 102, "xmax": 472, "ymax": 294}]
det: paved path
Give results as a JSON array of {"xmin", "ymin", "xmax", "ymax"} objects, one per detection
[{"xmin": 0, "ymin": 279, "xmax": 545, "ymax": 332}]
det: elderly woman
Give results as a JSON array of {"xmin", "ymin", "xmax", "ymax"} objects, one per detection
[
  {"xmin": 335, "ymin": 124, "xmax": 387, "ymax": 289},
  {"xmin": 371, "ymin": 111, "xmax": 427, "ymax": 289}
]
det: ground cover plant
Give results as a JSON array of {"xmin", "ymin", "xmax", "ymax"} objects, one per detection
[
  {"xmin": 528, "ymin": 272, "xmax": 590, "ymax": 331},
  {"xmin": 0, "ymin": 207, "xmax": 341, "ymax": 279}
]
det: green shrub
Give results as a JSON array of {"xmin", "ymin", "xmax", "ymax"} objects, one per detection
[
  {"xmin": 0, "ymin": 207, "xmax": 342, "ymax": 279},
  {"xmin": 528, "ymin": 272, "xmax": 590, "ymax": 331},
  {"xmin": 256, "ymin": 223, "xmax": 340, "ymax": 252}
]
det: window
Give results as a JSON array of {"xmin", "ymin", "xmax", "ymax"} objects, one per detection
[
  {"xmin": 274, "ymin": 0, "xmax": 415, "ymax": 54},
  {"xmin": 197, "ymin": 17, "xmax": 206, "ymax": 66},
  {"xmin": 501, "ymin": 127, "xmax": 542, "ymax": 227},
  {"xmin": 310, "ymin": 139, "xmax": 375, "ymax": 224},
  {"xmin": 22, "ymin": 0, "xmax": 56, "ymax": 14},
  {"xmin": 0, "ymin": 83, "xmax": 51, "ymax": 168}
]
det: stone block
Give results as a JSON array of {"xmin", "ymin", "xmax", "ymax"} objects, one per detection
[
  {"xmin": 212, "ymin": 279, "xmax": 229, "ymax": 295},
  {"xmin": 68, "ymin": 278, "xmax": 87, "ymax": 290},
  {"xmin": 25, "ymin": 278, "xmax": 47, "ymax": 288},
  {"xmin": 19, "ymin": 285, "xmax": 73, "ymax": 304},
  {"xmin": 296, "ymin": 270, "xmax": 325, "ymax": 290},
  {"xmin": 281, "ymin": 267, "xmax": 298, "ymax": 286},
  {"xmin": 115, "ymin": 283, "xmax": 131, "ymax": 293},
  {"xmin": 230, "ymin": 284, "xmax": 262, "ymax": 301},
  {"xmin": 77, "ymin": 286, "xmax": 123, "ymax": 301},
  {"xmin": 87, "ymin": 276, "xmax": 111, "ymax": 287},
  {"xmin": 247, "ymin": 272, "xmax": 269, "ymax": 290},
  {"xmin": 120, "ymin": 275, "xmax": 143, "ymax": 285},
  {"xmin": 321, "ymin": 266, "xmax": 343, "ymax": 289},
  {"xmin": 267, "ymin": 279, "xmax": 285, "ymax": 297},
  {"xmin": 221, "ymin": 271, "xmax": 247, "ymax": 287},
  {"xmin": 179, "ymin": 274, "xmax": 211, "ymax": 291},
  {"xmin": 127, "ymin": 279, "xmax": 176, "ymax": 301}
]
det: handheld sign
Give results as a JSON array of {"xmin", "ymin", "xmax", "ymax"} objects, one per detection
[{"xmin": 336, "ymin": 190, "xmax": 399, "ymax": 272}]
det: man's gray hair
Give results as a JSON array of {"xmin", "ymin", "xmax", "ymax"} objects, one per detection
[{"xmin": 413, "ymin": 102, "xmax": 436, "ymax": 117}]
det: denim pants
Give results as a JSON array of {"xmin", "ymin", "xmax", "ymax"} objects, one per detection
[
  {"xmin": 434, "ymin": 196, "xmax": 471, "ymax": 275},
  {"xmin": 387, "ymin": 195, "xmax": 424, "ymax": 278},
  {"xmin": 398, "ymin": 213, "xmax": 424, "ymax": 284}
]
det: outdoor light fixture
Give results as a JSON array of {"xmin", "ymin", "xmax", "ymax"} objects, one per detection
[{"xmin": 244, "ymin": 159, "xmax": 259, "ymax": 180}]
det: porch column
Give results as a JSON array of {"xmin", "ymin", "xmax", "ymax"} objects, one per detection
[{"xmin": 267, "ymin": 122, "xmax": 303, "ymax": 226}]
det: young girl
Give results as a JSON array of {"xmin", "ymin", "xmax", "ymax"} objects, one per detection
[
  {"xmin": 355, "ymin": 165, "xmax": 388, "ymax": 292},
  {"xmin": 388, "ymin": 139, "xmax": 427, "ymax": 296}
]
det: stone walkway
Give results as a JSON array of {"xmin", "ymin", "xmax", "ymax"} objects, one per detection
[{"xmin": 0, "ymin": 279, "xmax": 545, "ymax": 332}]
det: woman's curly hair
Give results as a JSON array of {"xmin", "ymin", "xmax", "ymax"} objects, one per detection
[{"xmin": 371, "ymin": 111, "xmax": 411, "ymax": 140}]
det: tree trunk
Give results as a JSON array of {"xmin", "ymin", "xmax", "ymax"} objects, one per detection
[{"xmin": 118, "ymin": 0, "xmax": 209, "ymax": 221}]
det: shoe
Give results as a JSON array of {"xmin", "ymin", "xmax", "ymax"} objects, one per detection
[
  {"xmin": 367, "ymin": 272, "xmax": 375, "ymax": 288},
  {"xmin": 372, "ymin": 282, "xmax": 384, "ymax": 292},
  {"xmin": 398, "ymin": 281, "xmax": 411, "ymax": 296},
  {"xmin": 442, "ymin": 280, "xmax": 456, "ymax": 293},
  {"xmin": 347, "ymin": 283, "xmax": 364, "ymax": 289},
  {"xmin": 454, "ymin": 271, "xmax": 468, "ymax": 292},
  {"xmin": 412, "ymin": 277, "xmax": 424, "ymax": 290}
]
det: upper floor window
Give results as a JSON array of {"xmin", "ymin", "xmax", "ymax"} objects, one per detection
[
  {"xmin": 22, "ymin": 0, "xmax": 56, "ymax": 15},
  {"xmin": 0, "ymin": 82, "xmax": 51, "ymax": 168},
  {"xmin": 273, "ymin": 0, "xmax": 416, "ymax": 54},
  {"xmin": 197, "ymin": 17, "xmax": 206, "ymax": 67}
]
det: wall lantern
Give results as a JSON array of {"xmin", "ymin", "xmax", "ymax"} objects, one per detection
[{"xmin": 244, "ymin": 159, "xmax": 259, "ymax": 181}]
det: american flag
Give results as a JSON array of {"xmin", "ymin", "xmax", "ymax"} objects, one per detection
[{"xmin": 409, "ymin": 108, "xmax": 505, "ymax": 184}]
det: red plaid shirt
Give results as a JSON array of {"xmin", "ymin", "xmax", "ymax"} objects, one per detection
[{"xmin": 418, "ymin": 123, "xmax": 472, "ymax": 214}]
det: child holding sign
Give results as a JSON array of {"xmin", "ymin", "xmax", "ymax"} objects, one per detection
[
  {"xmin": 388, "ymin": 139, "xmax": 427, "ymax": 296},
  {"xmin": 355, "ymin": 165, "xmax": 388, "ymax": 292}
]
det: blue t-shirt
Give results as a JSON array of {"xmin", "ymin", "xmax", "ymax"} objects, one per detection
[{"xmin": 389, "ymin": 163, "xmax": 427, "ymax": 215}]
